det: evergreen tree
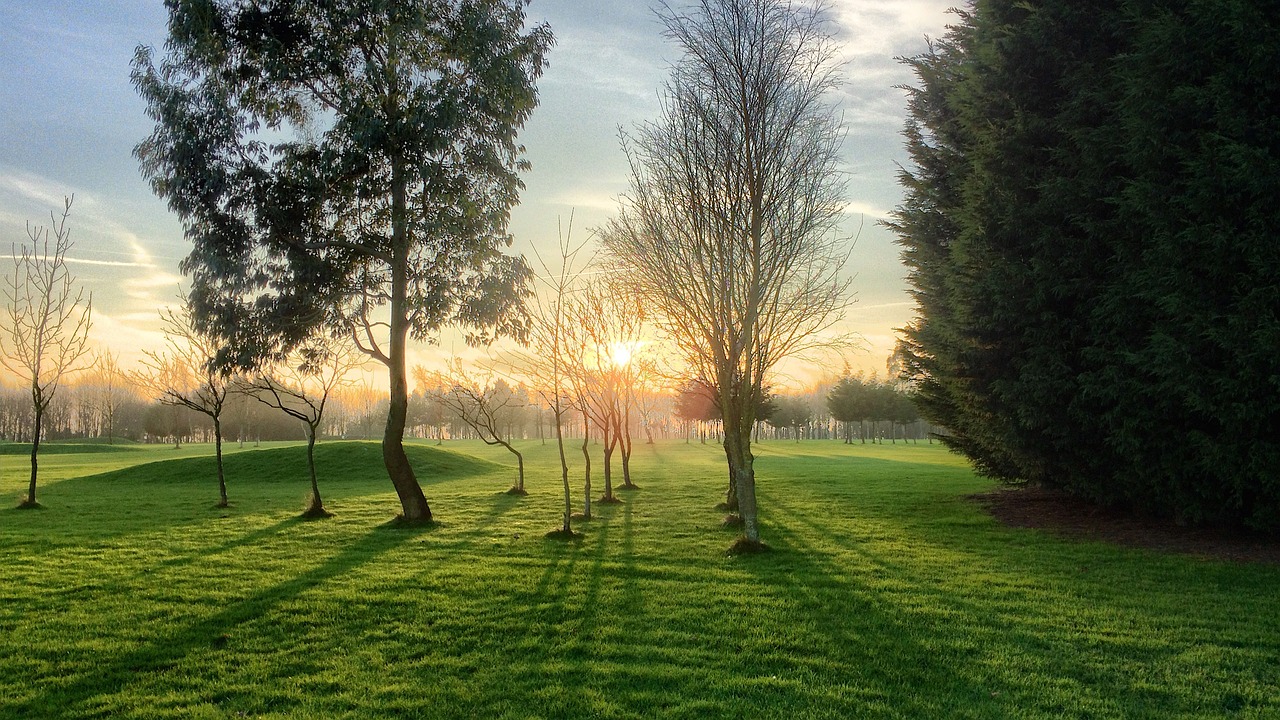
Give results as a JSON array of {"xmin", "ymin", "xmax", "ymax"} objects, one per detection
[{"xmin": 893, "ymin": 0, "xmax": 1280, "ymax": 529}]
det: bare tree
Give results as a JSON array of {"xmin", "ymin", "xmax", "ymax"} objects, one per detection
[
  {"xmin": 563, "ymin": 278, "xmax": 648, "ymax": 502},
  {"xmin": 2, "ymin": 197, "xmax": 93, "ymax": 507},
  {"xmin": 502, "ymin": 218, "xmax": 591, "ymax": 536},
  {"xmin": 136, "ymin": 294, "xmax": 238, "ymax": 507},
  {"xmin": 89, "ymin": 349, "xmax": 134, "ymax": 444},
  {"xmin": 601, "ymin": 0, "xmax": 852, "ymax": 548},
  {"xmin": 428, "ymin": 359, "xmax": 529, "ymax": 494},
  {"xmin": 248, "ymin": 332, "xmax": 368, "ymax": 517}
]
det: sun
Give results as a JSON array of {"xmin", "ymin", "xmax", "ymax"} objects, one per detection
[{"xmin": 609, "ymin": 341, "xmax": 640, "ymax": 367}]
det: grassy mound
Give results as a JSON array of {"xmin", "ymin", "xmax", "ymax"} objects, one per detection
[
  {"xmin": 0, "ymin": 441, "xmax": 143, "ymax": 455},
  {"xmin": 88, "ymin": 441, "xmax": 501, "ymax": 487}
]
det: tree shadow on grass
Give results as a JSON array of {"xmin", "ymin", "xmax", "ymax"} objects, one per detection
[
  {"xmin": 7, "ymin": 523, "xmax": 422, "ymax": 718},
  {"xmin": 746, "ymin": 490, "xmax": 1208, "ymax": 717}
]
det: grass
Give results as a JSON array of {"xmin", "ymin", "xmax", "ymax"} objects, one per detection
[{"xmin": 1, "ymin": 438, "xmax": 1278, "ymax": 718}]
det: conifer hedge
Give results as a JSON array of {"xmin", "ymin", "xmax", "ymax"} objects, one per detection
[{"xmin": 891, "ymin": 1, "xmax": 1280, "ymax": 529}]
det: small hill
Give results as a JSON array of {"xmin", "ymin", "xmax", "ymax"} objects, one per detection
[
  {"xmin": 91, "ymin": 441, "xmax": 502, "ymax": 486},
  {"xmin": 0, "ymin": 442, "xmax": 143, "ymax": 455}
]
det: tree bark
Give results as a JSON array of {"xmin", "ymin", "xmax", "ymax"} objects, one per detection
[
  {"xmin": 580, "ymin": 410, "xmax": 592, "ymax": 518},
  {"xmin": 384, "ymin": 160, "xmax": 431, "ymax": 522},
  {"xmin": 26, "ymin": 400, "xmax": 43, "ymax": 505},
  {"xmin": 556, "ymin": 405, "xmax": 571, "ymax": 532},
  {"xmin": 724, "ymin": 423, "xmax": 759, "ymax": 543},
  {"xmin": 306, "ymin": 424, "xmax": 323, "ymax": 511},
  {"xmin": 214, "ymin": 416, "xmax": 228, "ymax": 507},
  {"xmin": 601, "ymin": 421, "xmax": 616, "ymax": 501}
]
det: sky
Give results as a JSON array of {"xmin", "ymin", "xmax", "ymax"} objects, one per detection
[{"xmin": 0, "ymin": 0, "xmax": 955, "ymax": 390}]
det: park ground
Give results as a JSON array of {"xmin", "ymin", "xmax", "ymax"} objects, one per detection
[{"xmin": 1, "ymin": 438, "xmax": 1278, "ymax": 718}]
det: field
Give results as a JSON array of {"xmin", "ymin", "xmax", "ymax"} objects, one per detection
[{"xmin": 1, "ymin": 438, "xmax": 1278, "ymax": 719}]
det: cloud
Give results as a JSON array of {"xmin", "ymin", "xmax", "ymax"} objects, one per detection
[{"xmin": 63, "ymin": 257, "xmax": 153, "ymax": 268}]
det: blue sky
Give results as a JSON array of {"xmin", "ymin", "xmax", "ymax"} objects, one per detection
[{"xmin": 0, "ymin": 0, "xmax": 954, "ymax": 385}]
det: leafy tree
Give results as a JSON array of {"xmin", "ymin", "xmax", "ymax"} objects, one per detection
[
  {"xmin": 2, "ymin": 197, "xmax": 93, "ymax": 508},
  {"xmin": 826, "ymin": 376, "xmax": 865, "ymax": 444},
  {"xmin": 602, "ymin": 0, "xmax": 851, "ymax": 549},
  {"xmin": 766, "ymin": 395, "xmax": 813, "ymax": 442},
  {"xmin": 673, "ymin": 378, "xmax": 719, "ymax": 444},
  {"xmin": 132, "ymin": 0, "xmax": 553, "ymax": 524},
  {"xmin": 892, "ymin": 1, "xmax": 1280, "ymax": 529}
]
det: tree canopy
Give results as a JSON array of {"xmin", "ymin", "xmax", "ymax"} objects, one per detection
[
  {"xmin": 132, "ymin": 0, "xmax": 553, "ymax": 522},
  {"xmin": 891, "ymin": 0, "xmax": 1280, "ymax": 529}
]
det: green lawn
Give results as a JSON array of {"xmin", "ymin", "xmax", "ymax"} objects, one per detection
[{"xmin": 1, "ymin": 438, "xmax": 1277, "ymax": 719}]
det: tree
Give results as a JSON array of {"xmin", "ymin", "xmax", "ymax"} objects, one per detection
[
  {"xmin": 602, "ymin": 0, "xmax": 852, "ymax": 548},
  {"xmin": 766, "ymin": 395, "xmax": 812, "ymax": 442},
  {"xmin": 891, "ymin": 1, "xmax": 1280, "ymax": 529},
  {"xmin": 249, "ymin": 332, "xmax": 367, "ymax": 517},
  {"xmin": 132, "ymin": 0, "xmax": 553, "ymax": 524},
  {"xmin": 1, "ymin": 197, "xmax": 93, "ymax": 507},
  {"xmin": 826, "ymin": 375, "xmax": 863, "ymax": 444},
  {"xmin": 428, "ymin": 361, "xmax": 528, "ymax": 494},
  {"xmin": 501, "ymin": 220, "xmax": 590, "ymax": 537},
  {"xmin": 89, "ymin": 349, "xmax": 134, "ymax": 444},
  {"xmin": 137, "ymin": 295, "xmax": 238, "ymax": 507}
]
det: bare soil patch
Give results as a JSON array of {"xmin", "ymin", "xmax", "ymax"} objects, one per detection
[{"xmin": 972, "ymin": 487, "xmax": 1280, "ymax": 564}]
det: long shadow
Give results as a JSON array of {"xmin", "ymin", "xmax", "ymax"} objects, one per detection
[
  {"xmin": 7, "ymin": 523, "xmax": 426, "ymax": 717},
  {"xmin": 748, "ymin": 489, "xmax": 1196, "ymax": 716}
]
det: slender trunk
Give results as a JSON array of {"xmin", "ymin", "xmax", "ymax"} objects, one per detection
[
  {"xmin": 384, "ymin": 162, "xmax": 431, "ymax": 522},
  {"xmin": 601, "ymin": 421, "xmax": 615, "ymax": 501},
  {"xmin": 580, "ymin": 410, "xmax": 591, "ymax": 518},
  {"xmin": 306, "ymin": 424, "xmax": 323, "ymax": 510},
  {"xmin": 620, "ymin": 416, "xmax": 635, "ymax": 488},
  {"xmin": 27, "ymin": 401, "xmax": 43, "ymax": 504},
  {"xmin": 619, "ymin": 406, "xmax": 634, "ymax": 487},
  {"xmin": 214, "ymin": 415, "xmax": 227, "ymax": 507},
  {"xmin": 497, "ymin": 437, "xmax": 525, "ymax": 492},
  {"xmin": 556, "ymin": 404, "xmax": 571, "ymax": 532}
]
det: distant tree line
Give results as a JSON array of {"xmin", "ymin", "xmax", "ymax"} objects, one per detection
[{"xmin": 892, "ymin": 1, "xmax": 1280, "ymax": 530}]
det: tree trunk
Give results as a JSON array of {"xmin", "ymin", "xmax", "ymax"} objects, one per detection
[
  {"xmin": 601, "ymin": 421, "xmax": 615, "ymax": 501},
  {"xmin": 384, "ymin": 161, "xmax": 432, "ymax": 523},
  {"xmin": 580, "ymin": 410, "xmax": 591, "ymax": 518},
  {"xmin": 556, "ymin": 404, "xmax": 571, "ymax": 533},
  {"xmin": 306, "ymin": 424, "xmax": 323, "ymax": 511},
  {"xmin": 620, "ymin": 418, "xmax": 635, "ymax": 488},
  {"xmin": 723, "ymin": 422, "xmax": 759, "ymax": 543},
  {"xmin": 26, "ymin": 401, "xmax": 43, "ymax": 505},
  {"xmin": 214, "ymin": 415, "xmax": 228, "ymax": 507}
]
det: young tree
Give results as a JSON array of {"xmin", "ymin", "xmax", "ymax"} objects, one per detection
[
  {"xmin": 249, "ymin": 332, "xmax": 368, "ymax": 517},
  {"xmin": 428, "ymin": 361, "xmax": 529, "ymax": 494},
  {"xmin": 137, "ymin": 295, "xmax": 237, "ymax": 507},
  {"xmin": 602, "ymin": 0, "xmax": 852, "ymax": 548},
  {"xmin": 2, "ymin": 197, "xmax": 93, "ymax": 507},
  {"xmin": 132, "ymin": 0, "xmax": 553, "ymax": 524},
  {"xmin": 502, "ymin": 220, "xmax": 590, "ymax": 536},
  {"xmin": 89, "ymin": 349, "xmax": 134, "ymax": 444}
]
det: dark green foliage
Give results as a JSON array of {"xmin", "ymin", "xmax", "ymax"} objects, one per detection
[
  {"xmin": 130, "ymin": 0, "xmax": 552, "ymax": 367},
  {"xmin": 892, "ymin": 0, "xmax": 1280, "ymax": 529},
  {"xmin": 765, "ymin": 395, "xmax": 812, "ymax": 439}
]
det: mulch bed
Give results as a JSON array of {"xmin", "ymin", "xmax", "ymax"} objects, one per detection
[{"xmin": 971, "ymin": 487, "xmax": 1280, "ymax": 565}]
